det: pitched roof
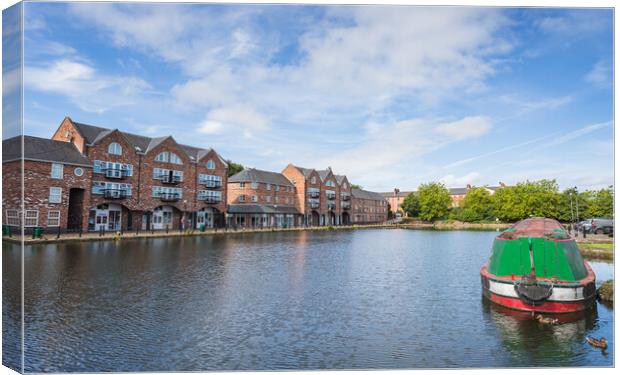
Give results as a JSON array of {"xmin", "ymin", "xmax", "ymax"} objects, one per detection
[
  {"xmin": 352, "ymin": 188, "xmax": 386, "ymax": 201},
  {"xmin": 317, "ymin": 169, "xmax": 332, "ymax": 181},
  {"xmin": 70, "ymin": 119, "xmax": 226, "ymax": 164},
  {"xmin": 379, "ymin": 191, "xmax": 413, "ymax": 198},
  {"xmin": 3, "ymin": 135, "xmax": 92, "ymax": 166},
  {"xmin": 229, "ymin": 168, "xmax": 294, "ymax": 186},
  {"xmin": 289, "ymin": 165, "xmax": 316, "ymax": 178},
  {"xmin": 448, "ymin": 187, "xmax": 469, "ymax": 195},
  {"xmin": 227, "ymin": 204, "xmax": 300, "ymax": 215},
  {"xmin": 335, "ymin": 174, "xmax": 347, "ymax": 184}
]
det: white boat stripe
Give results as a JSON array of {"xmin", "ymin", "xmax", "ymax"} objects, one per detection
[{"xmin": 487, "ymin": 278, "xmax": 585, "ymax": 302}]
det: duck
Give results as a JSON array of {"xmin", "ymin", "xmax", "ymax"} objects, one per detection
[
  {"xmin": 586, "ymin": 337, "xmax": 608, "ymax": 350},
  {"xmin": 535, "ymin": 314, "xmax": 559, "ymax": 325}
]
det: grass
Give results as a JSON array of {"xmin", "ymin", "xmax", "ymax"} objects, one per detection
[{"xmin": 578, "ymin": 242, "xmax": 614, "ymax": 260}]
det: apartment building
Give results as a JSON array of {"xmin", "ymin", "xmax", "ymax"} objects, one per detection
[
  {"xmin": 351, "ymin": 189, "xmax": 389, "ymax": 223},
  {"xmin": 281, "ymin": 164, "xmax": 352, "ymax": 226},
  {"xmin": 227, "ymin": 168, "xmax": 301, "ymax": 227},
  {"xmin": 2, "ymin": 117, "xmax": 228, "ymax": 232}
]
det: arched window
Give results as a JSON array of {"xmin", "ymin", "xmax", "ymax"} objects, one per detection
[
  {"xmin": 311, "ymin": 176, "xmax": 316, "ymax": 184},
  {"xmin": 108, "ymin": 142, "xmax": 122, "ymax": 155},
  {"xmin": 207, "ymin": 159, "xmax": 215, "ymax": 169},
  {"xmin": 155, "ymin": 152, "xmax": 169, "ymax": 162},
  {"xmin": 169, "ymin": 153, "xmax": 183, "ymax": 165}
]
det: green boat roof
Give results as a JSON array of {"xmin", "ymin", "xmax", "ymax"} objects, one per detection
[{"xmin": 486, "ymin": 218, "xmax": 588, "ymax": 281}]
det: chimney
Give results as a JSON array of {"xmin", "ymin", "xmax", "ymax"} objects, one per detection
[
  {"xmin": 394, "ymin": 188, "xmax": 400, "ymax": 195},
  {"xmin": 466, "ymin": 184, "xmax": 471, "ymax": 189},
  {"xmin": 499, "ymin": 181, "xmax": 506, "ymax": 187}
]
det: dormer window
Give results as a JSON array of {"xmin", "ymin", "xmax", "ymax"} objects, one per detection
[
  {"xmin": 108, "ymin": 142, "xmax": 122, "ymax": 155},
  {"xmin": 170, "ymin": 153, "xmax": 182, "ymax": 165},
  {"xmin": 207, "ymin": 159, "xmax": 215, "ymax": 169}
]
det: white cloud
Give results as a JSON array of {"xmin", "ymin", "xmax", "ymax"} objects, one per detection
[
  {"xmin": 3, "ymin": 67, "xmax": 21, "ymax": 95},
  {"xmin": 198, "ymin": 105, "xmax": 270, "ymax": 138},
  {"xmin": 25, "ymin": 59, "xmax": 152, "ymax": 113},
  {"xmin": 584, "ymin": 60, "xmax": 611, "ymax": 86},
  {"xmin": 439, "ymin": 172, "xmax": 482, "ymax": 187},
  {"xmin": 435, "ymin": 116, "xmax": 492, "ymax": 140}
]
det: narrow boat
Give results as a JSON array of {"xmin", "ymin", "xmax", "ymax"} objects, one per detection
[{"xmin": 481, "ymin": 218, "xmax": 596, "ymax": 313}]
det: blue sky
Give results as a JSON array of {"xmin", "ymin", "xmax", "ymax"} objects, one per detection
[{"xmin": 4, "ymin": 2, "xmax": 614, "ymax": 191}]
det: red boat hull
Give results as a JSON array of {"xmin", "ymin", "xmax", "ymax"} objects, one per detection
[{"xmin": 480, "ymin": 263, "xmax": 596, "ymax": 314}]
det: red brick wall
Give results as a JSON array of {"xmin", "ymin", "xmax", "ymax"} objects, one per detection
[
  {"xmin": 195, "ymin": 149, "xmax": 228, "ymax": 214},
  {"xmin": 51, "ymin": 117, "xmax": 86, "ymax": 153},
  {"xmin": 351, "ymin": 196, "xmax": 388, "ymax": 223},
  {"xmin": 2, "ymin": 160, "xmax": 92, "ymax": 230},
  {"xmin": 281, "ymin": 164, "xmax": 307, "ymax": 214},
  {"xmin": 227, "ymin": 181, "xmax": 297, "ymax": 206}
]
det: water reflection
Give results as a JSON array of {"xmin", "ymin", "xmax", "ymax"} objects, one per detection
[{"xmin": 2, "ymin": 230, "xmax": 614, "ymax": 371}]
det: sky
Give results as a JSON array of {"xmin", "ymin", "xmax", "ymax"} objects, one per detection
[{"xmin": 3, "ymin": 2, "xmax": 614, "ymax": 192}]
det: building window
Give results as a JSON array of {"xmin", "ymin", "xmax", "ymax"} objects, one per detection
[
  {"xmin": 239, "ymin": 195, "xmax": 246, "ymax": 202},
  {"xmin": 155, "ymin": 152, "xmax": 169, "ymax": 162},
  {"xmin": 240, "ymin": 182, "xmax": 245, "ymax": 188},
  {"xmin": 47, "ymin": 211, "xmax": 61, "ymax": 227},
  {"xmin": 24, "ymin": 210, "xmax": 39, "ymax": 227},
  {"xmin": 108, "ymin": 142, "xmax": 122, "ymax": 155},
  {"xmin": 5, "ymin": 210, "xmax": 19, "ymax": 226},
  {"xmin": 207, "ymin": 159, "xmax": 215, "ymax": 169},
  {"xmin": 266, "ymin": 196, "xmax": 271, "ymax": 203},
  {"xmin": 311, "ymin": 176, "xmax": 316, "ymax": 184},
  {"xmin": 252, "ymin": 195, "xmax": 258, "ymax": 202},
  {"xmin": 275, "ymin": 185, "xmax": 280, "ymax": 192},
  {"xmin": 49, "ymin": 187, "xmax": 62, "ymax": 204},
  {"xmin": 251, "ymin": 182, "xmax": 258, "ymax": 189},
  {"xmin": 266, "ymin": 184, "xmax": 271, "ymax": 190},
  {"xmin": 74, "ymin": 167, "xmax": 84, "ymax": 177},
  {"xmin": 51, "ymin": 163, "xmax": 63, "ymax": 179},
  {"xmin": 169, "ymin": 153, "xmax": 183, "ymax": 165}
]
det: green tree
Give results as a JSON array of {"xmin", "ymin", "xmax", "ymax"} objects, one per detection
[
  {"xmin": 351, "ymin": 184, "xmax": 363, "ymax": 190},
  {"xmin": 417, "ymin": 182, "xmax": 451, "ymax": 221},
  {"xmin": 459, "ymin": 187, "xmax": 493, "ymax": 222},
  {"xmin": 227, "ymin": 160, "xmax": 244, "ymax": 177},
  {"xmin": 583, "ymin": 186, "xmax": 613, "ymax": 218},
  {"xmin": 493, "ymin": 179, "xmax": 561, "ymax": 222},
  {"xmin": 401, "ymin": 192, "xmax": 420, "ymax": 217}
]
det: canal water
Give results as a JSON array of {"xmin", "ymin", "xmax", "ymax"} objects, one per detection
[{"xmin": 2, "ymin": 229, "xmax": 614, "ymax": 371}]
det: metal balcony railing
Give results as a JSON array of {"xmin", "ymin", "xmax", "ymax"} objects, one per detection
[
  {"xmin": 203, "ymin": 180, "xmax": 222, "ymax": 189},
  {"xmin": 309, "ymin": 202, "xmax": 320, "ymax": 209},
  {"xmin": 341, "ymin": 195, "xmax": 351, "ymax": 201},
  {"xmin": 308, "ymin": 191, "xmax": 320, "ymax": 198},
  {"xmin": 326, "ymin": 193, "xmax": 336, "ymax": 200},
  {"xmin": 159, "ymin": 193, "xmax": 180, "ymax": 202},
  {"xmin": 104, "ymin": 168, "xmax": 128, "ymax": 179},
  {"xmin": 327, "ymin": 203, "xmax": 336, "ymax": 210},
  {"xmin": 198, "ymin": 195, "xmax": 222, "ymax": 203},
  {"xmin": 103, "ymin": 189, "xmax": 129, "ymax": 199},
  {"xmin": 159, "ymin": 174, "xmax": 182, "ymax": 184},
  {"xmin": 342, "ymin": 202, "xmax": 351, "ymax": 210}
]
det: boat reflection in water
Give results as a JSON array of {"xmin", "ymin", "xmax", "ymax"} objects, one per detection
[{"xmin": 481, "ymin": 297, "xmax": 606, "ymax": 366}]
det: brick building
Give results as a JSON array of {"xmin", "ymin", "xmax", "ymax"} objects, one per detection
[
  {"xmin": 2, "ymin": 136, "xmax": 93, "ymax": 233},
  {"xmin": 281, "ymin": 164, "xmax": 352, "ymax": 226},
  {"xmin": 2, "ymin": 117, "xmax": 228, "ymax": 232},
  {"xmin": 226, "ymin": 168, "xmax": 302, "ymax": 227},
  {"xmin": 351, "ymin": 188, "xmax": 388, "ymax": 223}
]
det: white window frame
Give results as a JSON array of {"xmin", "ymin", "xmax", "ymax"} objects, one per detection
[
  {"xmin": 252, "ymin": 195, "xmax": 258, "ymax": 202},
  {"xmin": 51, "ymin": 163, "xmax": 64, "ymax": 179},
  {"xmin": 108, "ymin": 142, "xmax": 122, "ymax": 155},
  {"xmin": 47, "ymin": 210, "xmax": 61, "ymax": 227},
  {"xmin": 155, "ymin": 152, "xmax": 169, "ymax": 162},
  {"xmin": 74, "ymin": 167, "xmax": 84, "ymax": 177},
  {"xmin": 169, "ymin": 152, "xmax": 183, "ymax": 165},
  {"xmin": 251, "ymin": 182, "xmax": 258, "ymax": 189},
  {"xmin": 49, "ymin": 187, "xmax": 62, "ymax": 204},
  {"xmin": 24, "ymin": 210, "xmax": 39, "ymax": 227},
  {"xmin": 239, "ymin": 195, "xmax": 246, "ymax": 202},
  {"xmin": 5, "ymin": 210, "xmax": 19, "ymax": 226},
  {"xmin": 240, "ymin": 182, "xmax": 245, "ymax": 188},
  {"xmin": 207, "ymin": 159, "xmax": 215, "ymax": 169}
]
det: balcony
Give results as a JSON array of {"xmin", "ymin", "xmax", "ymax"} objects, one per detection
[
  {"xmin": 103, "ymin": 189, "xmax": 129, "ymax": 199},
  {"xmin": 158, "ymin": 192, "xmax": 180, "ymax": 202},
  {"xmin": 326, "ymin": 193, "xmax": 336, "ymax": 200},
  {"xmin": 308, "ymin": 191, "xmax": 320, "ymax": 198},
  {"xmin": 309, "ymin": 201, "xmax": 320, "ymax": 209},
  {"xmin": 341, "ymin": 195, "xmax": 351, "ymax": 201},
  {"xmin": 198, "ymin": 195, "xmax": 222, "ymax": 204},
  {"xmin": 327, "ymin": 202, "xmax": 336, "ymax": 210},
  {"xmin": 104, "ymin": 168, "xmax": 128, "ymax": 179},
  {"xmin": 203, "ymin": 180, "xmax": 222, "ymax": 189},
  {"xmin": 159, "ymin": 174, "xmax": 182, "ymax": 185},
  {"xmin": 342, "ymin": 202, "xmax": 351, "ymax": 210}
]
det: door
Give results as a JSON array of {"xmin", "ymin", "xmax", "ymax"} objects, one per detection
[
  {"xmin": 196, "ymin": 211, "xmax": 205, "ymax": 228},
  {"xmin": 94, "ymin": 209, "xmax": 108, "ymax": 231},
  {"xmin": 108, "ymin": 210, "xmax": 121, "ymax": 231}
]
